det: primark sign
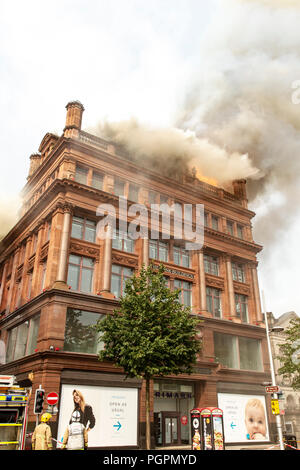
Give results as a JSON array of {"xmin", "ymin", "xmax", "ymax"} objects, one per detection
[{"xmin": 154, "ymin": 391, "xmax": 193, "ymax": 399}]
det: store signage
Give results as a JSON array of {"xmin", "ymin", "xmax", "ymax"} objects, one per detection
[
  {"xmin": 154, "ymin": 391, "xmax": 192, "ymax": 399},
  {"xmin": 163, "ymin": 267, "xmax": 194, "ymax": 279},
  {"xmin": 265, "ymin": 386, "xmax": 280, "ymax": 394}
]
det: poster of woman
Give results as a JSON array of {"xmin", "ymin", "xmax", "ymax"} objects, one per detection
[{"xmin": 57, "ymin": 384, "xmax": 138, "ymax": 448}]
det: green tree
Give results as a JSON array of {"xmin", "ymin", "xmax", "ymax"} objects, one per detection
[
  {"xmin": 95, "ymin": 263, "xmax": 202, "ymax": 449},
  {"xmin": 278, "ymin": 317, "xmax": 300, "ymax": 390}
]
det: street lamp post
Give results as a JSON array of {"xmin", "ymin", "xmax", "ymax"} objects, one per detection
[{"xmin": 262, "ymin": 292, "xmax": 285, "ymax": 450}]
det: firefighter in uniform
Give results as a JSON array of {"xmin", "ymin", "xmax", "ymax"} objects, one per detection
[{"xmin": 32, "ymin": 413, "xmax": 53, "ymax": 450}]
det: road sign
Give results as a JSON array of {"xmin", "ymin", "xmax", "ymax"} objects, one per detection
[
  {"xmin": 271, "ymin": 399, "xmax": 280, "ymax": 415},
  {"xmin": 46, "ymin": 392, "xmax": 59, "ymax": 406},
  {"xmin": 265, "ymin": 385, "xmax": 280, "ymax": 394}
]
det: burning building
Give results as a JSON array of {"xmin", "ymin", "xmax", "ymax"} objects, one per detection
[{"xmin": 0, "ymin": 102, "xmax": 276, "ymax": 449}]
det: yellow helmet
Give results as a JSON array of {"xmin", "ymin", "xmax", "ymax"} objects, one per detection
[{"xmin": 41, "ymin": 413, "xmax": 52, "ymax": 423}]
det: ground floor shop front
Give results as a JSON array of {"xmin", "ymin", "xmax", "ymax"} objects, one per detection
[{"xmin": 8, "ymin": 361, "xmax": 276, "ymax": 450}]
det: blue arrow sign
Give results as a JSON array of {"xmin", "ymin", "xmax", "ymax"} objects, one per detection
[
  {"xmin": 113, "ymin": 421, "xmax": 122, "ymax": 431},
  {"xmin": 230, "ymin": 422, "xmax": 236, "ymax": 430}
]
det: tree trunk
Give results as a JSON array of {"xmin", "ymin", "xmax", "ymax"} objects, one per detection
[{"xmin": 145, "ymin": 376, "xmax": 151, "ymax": 450}]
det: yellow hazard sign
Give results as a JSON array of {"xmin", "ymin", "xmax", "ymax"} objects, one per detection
[{"xmin": 271, "ymin": 399, "xmax": 280, "ymax": 415}]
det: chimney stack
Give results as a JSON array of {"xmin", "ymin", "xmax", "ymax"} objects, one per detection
[
  {"xmin": 232, "ymin": 179, "xmax": 248, "ymax": 208},
  {"xmin": 64, "ymin": 101, "xmax": 85, "ymax": 138}
]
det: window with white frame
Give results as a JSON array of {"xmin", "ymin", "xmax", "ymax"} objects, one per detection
[
  {"xmin": 149, "ymin": 240, "xmax": 169, "ymax": 262},
  {"xmin": 71, "ymin": 216, "xmax": 96, "ymax": 243},
  {"xmin": 174, "ymin": 279, "xmax": 192, "ymax": 307},
  {"xmin": 111, "ymin": 264, "xmax": 134, "ymax": 299},
  {"xmin": 75, "ymin": 166, "xmax": 88, "ymax": 185},
  {"xmin": 112, "ymin": 229, "xmax": 134, "ymax": 253},
  {"xmin": 204, "ymin": 254, "xmax": 219, "ymax": 276},
  {"xmin": 206, "ymin": 287, "xmax": 222, "ymax": 318},
  {"xmin": 232, "ymin": 262, "xmax": 245, "ymax": 283},
  {"xmin": 91, "ymin": 171, "xmax": 103, "ymax": 190},
  {"xmin": 173, "ymin": 245, "xmax": 190, "ymax": 268},
  {"xmin": 67, "ymin": 255, "xmax": 94, "ymax": 293}
]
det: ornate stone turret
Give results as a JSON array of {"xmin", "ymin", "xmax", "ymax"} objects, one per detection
[
  {"xmin": 63, "ymin": 100, "xmax": 85, "ymax": 138},
  {"xmin": 232, "ymin": 179, "xmax": 248, "ymax": 208}
]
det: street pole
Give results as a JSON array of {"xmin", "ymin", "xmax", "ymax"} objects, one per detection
[{"xmin": 262, "ymin": 292, "xmax": 285, "ymax": 450}]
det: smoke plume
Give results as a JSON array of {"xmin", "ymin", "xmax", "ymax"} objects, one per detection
[
  {"xmin": 176, "ymin": 0, "xmax": 300, "ymax": 249},
  {"xmin": 94, "ymin": 118, "xmax": 260, "ymax": 185},
  {"xmin": 92, "ymin": 0, "xmax": 300, "ymax": 255},
  {"xmin": 0, "ymin": 196, "xmax": 21, "ymax": 241}
]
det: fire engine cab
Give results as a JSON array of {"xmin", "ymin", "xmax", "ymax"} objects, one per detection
[{"xmin": 0, "ymin": 375, "xmax": 29, "ymax": 450}]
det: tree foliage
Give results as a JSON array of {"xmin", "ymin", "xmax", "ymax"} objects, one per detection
[
  {"xmin": 95, "ymin": 263, "xmax": 202, "ymax": 380},
  {"xmin": 277, "ymin": 318, "xmax": 300, "ymax": 390}
]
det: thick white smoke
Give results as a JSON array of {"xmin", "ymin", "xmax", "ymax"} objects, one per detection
[
  {"xmin": 176, "ymin": 0, "xmax": 300, "ymax": 249},
  {"xmin": 94, "ymin": 118, "xmax": 260, "ymax": 185}
]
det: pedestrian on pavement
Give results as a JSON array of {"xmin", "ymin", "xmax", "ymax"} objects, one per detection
[
  {"xmin": 61, "ymin": 410, "xmax": 88, "ymax": 450},
  {"xmin": 32, "ymin": 413, "xmax": 53, "ymax": 450}
]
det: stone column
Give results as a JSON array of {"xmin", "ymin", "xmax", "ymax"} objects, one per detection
[
  {"xmin": 0, "ymin": 262, "xmax": 8, "ymax": 308},
  {"xmin": 143, "ymin": 238, "xmax": 149, "ymax": 268},
  {"xmin": 53, "ymin": 205, "xmax": 72, "ymax": 290},
  {"xmin": 31, "ymin": 222, "xmax": 45, "ymax": 297},
  {"xmin": 20, "ymin": 233, "xmax": 33, "ymax": 304},
  {"xmin": 198, "ymin": 250, "xmax": 207, "ymax": 313},
  {"xmin": 6, "ymin": 247, "xmax": 20, "ymax": 314},
  {"xmin": 251, "ymin": 263, "xmax": 263, "ymax": 323},
  {"xmin": 101, "ymin": 224, "xmax": 114, "ymax": 298},
  {"xmin": 225, "ymin": 255, "xmax": 237, "ymax": 320}
]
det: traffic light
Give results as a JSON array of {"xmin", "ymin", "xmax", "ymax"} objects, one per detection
[{"xmin": 34, "ymin": 389, "xmax": 45, "ymax": 415}]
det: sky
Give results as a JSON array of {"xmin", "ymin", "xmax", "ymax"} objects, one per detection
[{"xmin": 0, "ymin": 0, "xmax": 299, "ymax": 318}]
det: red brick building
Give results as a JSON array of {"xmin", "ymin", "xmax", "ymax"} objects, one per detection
[{"xmin": 0, "ymin": 102, "xmax": 275, "ymax": 448}]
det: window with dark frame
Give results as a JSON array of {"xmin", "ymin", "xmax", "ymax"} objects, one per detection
[
  {"xmin": 235, "ymin": 293, "xmax": 248, "ymax": 323},
  {"xmin": 6, "ymin": 314, "xmax": 40, "ymax": 363}
]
